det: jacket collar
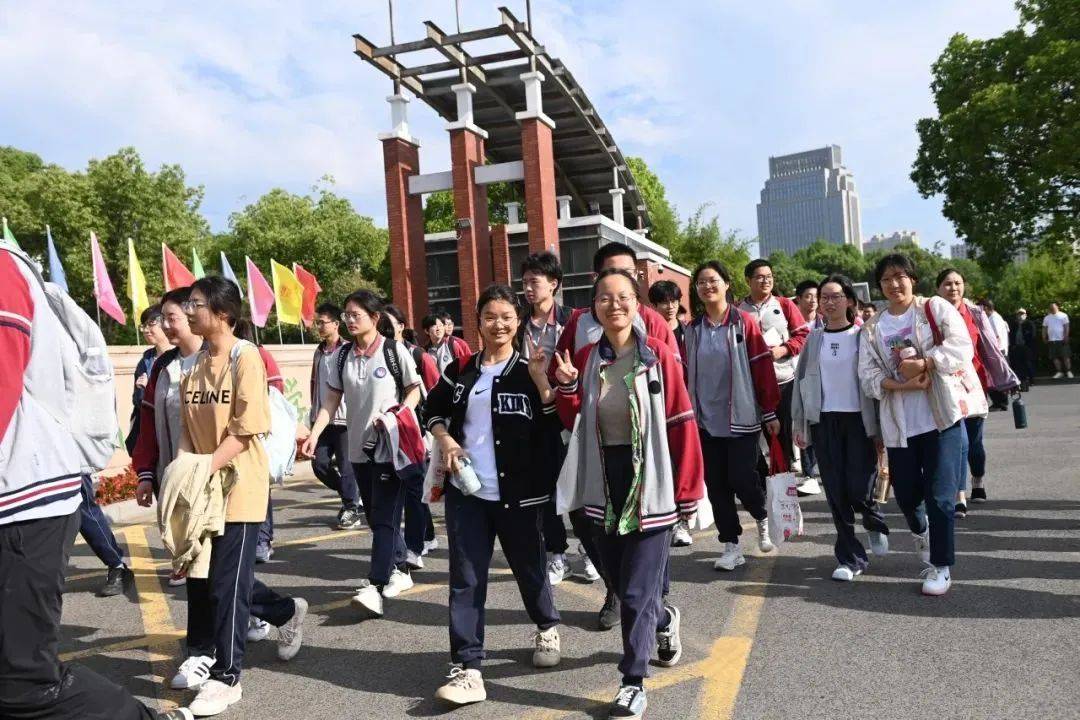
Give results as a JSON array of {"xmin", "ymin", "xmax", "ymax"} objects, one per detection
[
  {"xmin": 597, "ymin": 327, "xmax": 657, "ymax": 369},
  {"xmin": 690, "ymin": 304, "xmax": 738, "ymax": 330},
  {"xmin": 354, "ymin": 334, "xmax": 383, "ymax": 358},
  {"xmin": 472, "ymin": 349, "xmax": 520, "ymax": 377}
]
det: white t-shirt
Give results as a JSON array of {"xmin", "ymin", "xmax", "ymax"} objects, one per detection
[
  {"xmin": 462, "ymin": 359, "xmax": 509, "ymax": 501},
  {"xmin": 820, "ymin": 325, "xmax": 862, "ymax": 413},
  {"xmin": 877, "ymin": 306, "xmax": 937, "ymax": 439},
  {"xmin": 1043, "ymin": 311, "xmax": 1070, "ymax": 342}
]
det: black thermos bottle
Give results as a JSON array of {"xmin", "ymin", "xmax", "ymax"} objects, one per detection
[{"xmin": 1012, "ymin": 393, "xmax": 1028, "ymax": 429}]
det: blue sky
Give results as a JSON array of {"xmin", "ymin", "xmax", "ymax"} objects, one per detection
[{"xmin": 0, "ymin": 1, "xmax": 1020, "ymax": 253}]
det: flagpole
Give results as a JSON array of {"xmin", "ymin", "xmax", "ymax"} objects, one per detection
[
  {"xmin": 299, "ymin": 325, "xmax": 306, "ymax": 345},
  {"xmin": 277, "ymin": 323, "xmax": 284, "ymax": 345},
  {"xmin": 254, "ymin": 324, "xmax": 260, "ymax": 344}
]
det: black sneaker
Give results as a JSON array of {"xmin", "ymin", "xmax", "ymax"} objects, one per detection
[
  {"xmin": 158, "ymin": 709, "xmax": 194, "ymax": 720},
  {"xmin": 655, "ymin": 605, "xmax": 682, "ymax": 667},
  {"xmin": 97, "ymin": 566, "xmax": 132, "ymax": 597},
  {"xmin": 954, "ymin": 502, "xmax": 967, "ymax": 519},
  {"xmin": 338, "ymin": 508, "xmax": 364, "ymax": 530},
  {"xmin": 599, "ymin": 589, "xmax": 620, "ymax": 630},
  {"xmin": 970, "ymin": 487, "xmax": 987, "ymax": 503},
  {"xmin": 608, "ymin": 684, "xmax": 647, "ymax": 719}
]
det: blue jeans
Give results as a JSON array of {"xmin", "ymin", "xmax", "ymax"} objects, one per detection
[
  {"xmin": 79, "ymin": 475, "xmax": 124, "ymax": 568},
  {"xmin": 886, "ymin": 423, "xmax": 964, "ymax": 567},
  {"xmin": 958, "ymin": 416, "xmax": 986, "ymax": 492},
  {"xmin": 353, "ymin": 462, "xmax": 407, "ymax": 586}
]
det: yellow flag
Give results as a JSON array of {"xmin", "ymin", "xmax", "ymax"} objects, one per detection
[
  {"xmin": 270, "ymin": 259, "xmax": 305, "ymax": 325},
  {"xmin": 127, "ymin": 238, "xmax": 150, "ymax": 326}
]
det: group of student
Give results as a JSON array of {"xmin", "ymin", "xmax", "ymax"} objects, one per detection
[{"xmin": 0, "ymin": 235, "xmax": 1019, "ymax": 720}]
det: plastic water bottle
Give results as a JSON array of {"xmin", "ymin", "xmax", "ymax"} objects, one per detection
[{"xmin": 1012, "ymin": 393, "xmax": 1028, "ymax": 430}]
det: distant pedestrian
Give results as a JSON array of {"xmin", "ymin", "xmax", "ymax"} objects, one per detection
[
  {"xmin": 1009, "ymin": 308, "xmax": 1037, "ymax": 390},
  {"xmin": 859, "ymin": 301, "xmax": 877, "ymax": 323},
  {"xmin": 126, "ymin": 304, "xmax": 172, "ymax": 454},
  {"xmin": 1043, "ymin": 302, "xmax": 1071, "ymax": 378},
  {"xmin": 977, "ymin": 298, "xmax": 1011, "ymax": 410}
]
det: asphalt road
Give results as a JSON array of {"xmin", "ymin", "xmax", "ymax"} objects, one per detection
[{"xmin": 59, "ymin": 383, "xmax": 1080, "ymax": 720}]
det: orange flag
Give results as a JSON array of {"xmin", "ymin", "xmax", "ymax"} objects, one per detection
[{"xmin": 294, "ymin": 263, "xmax": 321, "ymax": 327}]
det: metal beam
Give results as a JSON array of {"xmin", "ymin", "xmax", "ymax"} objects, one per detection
[
  {"xmin": 372, "ymin": 38, "xmax": 433, "ymax": 57},
  {"xmin": 424, "ymin": 21, "xmax": 486, "ymax": 84},
  {"xmin": 352, "ymin": 34, "xmax": 424, "ymax": 96},
  {"xmin": 442, "ymin": 26, "xmax": 510, "ymax": 45}
]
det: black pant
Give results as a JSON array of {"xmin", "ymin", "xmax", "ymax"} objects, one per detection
[
  {"xmin": 187, "ymin": 574, "xmax": 295, "ymax": 659},
  {"xmin": 354, "ymin": 462, "xmax": 407, "ymax": 585},
  {"xmin": 445, "ymin": 483, "xmax": 559, "ymax": 669},
  {"xmin": 701, "ymin": 432, "xmax": 766, "ymax": 543},
  {"xmin": 810, "ymin": 413, "xmax": 889, "ymax": 571},
  {"xmin": 313, "ymin": 425, "xmax": 360, "ymax": 510},
  {"xmin": 403, "ymin": 467, "xmax": 433, "ymax": 555},
  {"xmin": 0, "ymin": 511, "xmax": 155, "ymax": 719},
  {"xmin": 258, "ymin": 495, "xmax": 273, "ymax": 546},
  {"xmin": 1008, "ymin": 344, "xmax": 1035, "ymax": 386}
]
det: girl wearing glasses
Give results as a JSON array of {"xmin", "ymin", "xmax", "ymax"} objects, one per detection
[
  {"xmin": 126, "ymin": 305, "xmax": 172, "ymax": 454},
  {"xmin": 792, "ymin": 275, "xmax": 890, "ymax": 582},
  {"xmin": 550, "ymin": 268, "xmax": 703, "ymax": 720},
  {"xmin": 683, "ymin": 261, "xmax": 780, "ymax": 573}
]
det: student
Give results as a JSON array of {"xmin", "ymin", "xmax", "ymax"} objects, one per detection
[
  {"xmin": 858, "ymin": 254, "xmax": 985, "ymax": 596},
  {"xmin": 422, "ymin": 313, "xmax": 445, "ymax": 351},
  {"xmin": 440, "ymin": 309, "xmax": 473, "ymax": 358},
  {"xmin": 859, "ymin": 301, "xmax": 877, "ymax": 323},
  {"xmin": 793, "ymin": 275, "xmax": 889, "ymax": 581},
  {"xmin": 1009, "ymin": 308, "xmax": 1037, "ymax": 391},
  {"xmin": 428, "ymin": 310, "xmax": 472, "ymax": 373},
  {"xmin": 177, "ymin": 276, "xmax": 306, "ymax": 716},
  {"xmin": 302, "ymin": 290, "xmax": 422, "ymax": 619},
  {"xmin": 794, "ymin": 279, "xmax": 820, "ymax": 329},
  {"xmin": 515, "ymin": 252, "xmax": 590, "ymax": 585},
  {"xmin": 380, "ymin": 303, "xmax": 440, "ymax": 567},
  {"xmin": 551, "ymin": 241, "xmax": 682, "ymax": 631},
  {"xmin": 937, "ymin": 270, "xmax": 1018, "ymax": 510},
  {"xmin": 307, "ymin": 302, "xmax": 363, "ymax": 530},
  {"xmin": 739, "ymin": 260, "xmax": 810, "ymax": 489},
  {"xmin": 126, "ymin": 305, "xmax": 173, "ymax": 454},
  {"xmin": 684, "ymin": 261, "xmax": 780, "ymax": 571},
  {"xmin": 551, "ymin": 268, "xmax": 703, "ymax": 720},
  {"xmin": 427, "ymin": 285, "xmax": 563, "ymax": 707},
  {"xmin": 1043, "ymin": 302, "xmax": 1071, "ymax": 378}
]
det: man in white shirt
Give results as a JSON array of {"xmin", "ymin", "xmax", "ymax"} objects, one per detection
[{"xmin": 1042, "ymin": 302, "xmax": 1072, "ymax": 378}]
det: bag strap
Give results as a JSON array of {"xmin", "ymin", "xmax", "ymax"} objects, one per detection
[
  {"xmin": 336, "ymin": 341, "xmax": 354, "ymax": 381},
  {"xmin": 925, "ymin": 300, "xmax": 943, "ymax": 347},
  {"xmin": 383, "ymin": 339, "xmax": 405, "ymax": 403},
  {"xmin": 768, "ymin": 433, "xmax": 789, "ymax": 475}
]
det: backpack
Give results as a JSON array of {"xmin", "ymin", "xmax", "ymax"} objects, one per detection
[
  {"xmin": 336, "ymin": 338, "xmax": 407, "ymax": 403},
  {"xmin": 229, "ymin": 340, "xmax": 298, "ymax": 483},
  {"xmin": 9, "ymin": 247, "xmax": 118, "ymax": 472}
]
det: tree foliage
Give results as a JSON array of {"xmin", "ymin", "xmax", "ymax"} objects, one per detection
[
  {"xmin": 423, "ymin": 182, "xmax": 522, "ymax": 233},
  {"xmin": 626, "ymin": 156, "xmax": 681, "ymax": 252},
  {"xmin": 670, "ymin": 204, "xmax": 751, "ymax": 299},
  {"xmin": 911, "ymin": 0, "xmax": 1080, "ymax": 269}
]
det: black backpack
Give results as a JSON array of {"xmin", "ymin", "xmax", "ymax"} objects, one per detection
[{"xmin": 336, "ymin": 339, "xmax": 425, "ymax": 424}]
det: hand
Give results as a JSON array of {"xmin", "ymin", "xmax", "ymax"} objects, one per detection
[
  {"xmin": 135, "ymin": 480, "xmax": 154, "ymax": 507},
  {"xmin": 295, "ymin": 424, "xmax": 311, "ymax": 442},
  {"xmin": 135, "ymin": 375, "xmax": 148, "ymax": 389},
  {"xmin": 526, "ymin": 334, "xmax": 548, "ymax": 382},
  {"xmin": 770, "ymin": 345, "xmax": 789, "ymax": 361},
  {"xmin": 437, "ymin": 434, "xmax": 467, "ymax": 474},
  {"xmin": 552, "ymin": 349, "xmax": 578, "ymax": 386},
  {"xmin": 765, "ymin": 419, "xmax": 781, "ymax": 436},
  {"xmin": 898, "ymin": 357, "xmax": 926, "ymax": 380},
  {"xmin": 300, "ymin": 434, "xmax": 318, "ymax": 459},
  {"xmin": 903, "ymin": 373, "xmax": 931, "ymax": 391},
  {"xmin": 794, "ymin": 431, "xmax": 807, "ymax": 449},
  {"xmin": 873, "ymin": 435, "xmax": 885, "ymax": 453}
]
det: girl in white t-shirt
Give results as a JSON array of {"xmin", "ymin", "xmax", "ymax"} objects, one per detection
[{"xmin": 793, "ymin": 275, "xmax": 889, "ymax": 582}]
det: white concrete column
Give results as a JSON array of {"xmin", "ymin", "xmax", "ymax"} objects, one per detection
[
  {"xmin": 609, "ymin": 188, "xmax": 626, "ymax": 228},
  {"xmin": 446, "ymin": 82, "xmax": 488, "ymax": 138},
  {"xmin": 377, "ymin": 93, "xmax": 420, "ymax": 145},
  {"xmin": 556, "ymin": 195, "xmax": 572, "ymax": 220},
  {"xmin": 515, "ymin": 71, "xmax": 555, "ymax": 128},
  {"xmin": 505, "ymin": 201, "xmax": 521, "ymax": 225}
]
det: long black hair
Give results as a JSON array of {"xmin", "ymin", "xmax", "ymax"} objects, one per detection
[
  {"xmin": 476, "ymin": 284, "xmax": 521, "ymax": 317},
  {"xmin": 818, "ymin": 273, "xmax": 858, "ymax": 324},
  {"xmin": 935, "ymin": 267, "xmax": 964, "ymax": 288}
]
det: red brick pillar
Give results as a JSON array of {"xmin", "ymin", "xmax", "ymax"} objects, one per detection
[
  {"xmin": 521, "ymin": 116, "xmax": 559, "ymax": 256},
  {"xmin": 491, "ymin": 224, "xmax": 512, "ymax": 286},
  {"xmin": 382, "ymin": 137, "xmax": 428, "ymax": 329},
  {"xmin": 449, "ymin": 127, "xmax": 490, "ymax": 348}
]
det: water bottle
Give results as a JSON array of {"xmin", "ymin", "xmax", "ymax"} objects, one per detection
[
  {"xmin": 1012, "ymin": 393, "xmax": 1028, "ymax": 430},
  {"xmin": 450, "ymin": 457, "xmax": 482, "ymax": 496}
]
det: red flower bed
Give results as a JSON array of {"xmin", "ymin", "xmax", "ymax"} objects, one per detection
[{"xmin": 95, "ymin": 465, "xmax": 139, "ymax": 505}]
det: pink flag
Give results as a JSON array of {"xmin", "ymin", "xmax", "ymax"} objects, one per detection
[
  {"xmin": 90, "ymin": 232, "xmax": 126, "ymax": 324},
  {"xmin": 245, "ymin": 256, "xmax": 275, "ymax": 328}
]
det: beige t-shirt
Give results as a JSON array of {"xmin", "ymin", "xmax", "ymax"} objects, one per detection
[
  {"xmin": 181, "ymin": 342, "xmax": 271, "ymax": 523},
  {"xmin": 597, "ymin": 345, "xmax": 636, "ymax": 446}
]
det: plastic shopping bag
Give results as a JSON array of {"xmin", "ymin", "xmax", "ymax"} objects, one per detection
[
  {"xmin": 690, "ymin": 495, "xmax": 715, "ymax": 531},
  {"xmin": 765, "ymin": 435, "xmax": 803, "ymax": 547}
]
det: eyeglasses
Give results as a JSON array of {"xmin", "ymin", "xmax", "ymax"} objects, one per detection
[
  {"xmin": 595, "ymin": 293, "xmax": 636, "ymax": 307},
  {"xmin": 880, "ymin": 274, "xmax": 911, "ymax": 286},
  {"xmin": 180, "ymin": 301, "xmax": 207, "ymax": 313},
  {"xmin": 340, "ymin": 312, "xmax": 364, "ymax": 322},
  {"xmin": 139, "ymin": 319, "xmax": 161, "ymax": 331},
  {"xmin": 820, "ymin": 293, "xmax": 847, "ymax": 303},
  {"xmin": 696, "ymin": 279, "xmax": 723, "ymax": 289},
  {"xmin": 314, "ymin": 319, "xmax": 337, "ymax": 328},
  {"xmin": 752, "ymin": 275, "xmax": 774, "ymax": 283}
]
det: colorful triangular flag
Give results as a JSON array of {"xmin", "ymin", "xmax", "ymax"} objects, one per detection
[
  {"xmin": 127, "ymin": 238, "xmax": 150, "ymax": 325},
  {"xmin": 2, "ymin": 217, "xmax": 21, "ymax": 250},
  {"xmin": 91, "ymin": 232, "xmax": 126, "ymax": 324},
  {"xmin": 192, "ymin": 248, "xmax": 206, "ymax": 279},
  {"xmin": 162, "ymin": 243, "xmax": 196, "ymax": 291},
  {"xmin": 46, "ymin": 225, "xmax": 69, "ymax": 292},
  {"xmin": 294, "ymin": 263, "xmax": 321, "ymax": 327},
  {"xmin": 220, "ymin": 251, "xmax": 240, "ymax": 288},
  {"xmin": 271, "ymin": 260, "xmax": 305, "ymax": 326},
  {"xmin": 245, "ymin": 256, "xmax": 275, "ymax": 328}
]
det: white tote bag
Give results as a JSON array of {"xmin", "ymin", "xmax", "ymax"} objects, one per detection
[{"xmin": 764, "ymin": 435, "xmax": 803, "ymax": 546}]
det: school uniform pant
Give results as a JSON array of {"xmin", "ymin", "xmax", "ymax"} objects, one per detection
[
  {"xmin": 313, "ymin": 425, "xmax": 360, "ymax": 510},
  {"xmin": 701, "ymin": 432, "xmax": 767, "ymax": 544},
  {"xmin": 957, "ymin": 416, "xmax": 986, "ymax": 492},
  {"xmin": 403, "ymin": 467, "xmax": 433, "ymax": 555},
  {"xmin": 354, "ymin": 462, "xmax": 408, "ymax": 586},
  {"xmin": 79, "ymin": 474, "xmax": 125, "ymax": 569},
  {"xmin": 445, "ymin": 483, "xmax": 559, "ymax": 670},
  {"xmin": 810, "ymin": 412, "xmax": 889, "ymax": 572},
  {"xmin": 258, "ymin": 495, "xmax": 274, "ymax": 547},
  {"xmin": 187, "ymin": 573, "xmax": 296, "ymax": 660},
  {"xmin": 0, "ymin": 510, "xmax": 156, "ymax": 720},
  {"xmin": 886, "ymin": 423, "xmax": 964, "ymax": 568}
]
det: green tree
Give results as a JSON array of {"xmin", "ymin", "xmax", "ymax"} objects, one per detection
[
  {"xmin": 674, "ymin": 205, "xmax": 752, "ymax": 303},
  {"xmin": 791, "ymin": 240, "xmax": 871, "ymax": 283},
  {"xmin": 423, "ymin": 182, "xmax": 522, "ymax": 233},
  {"xmin": 862, "ymin": 242, "xmax": 988, "ymax": 300},
  {"xmin": 911, "ymin": 0, "xmax": 1080, "ymax": 269},
  {"xmin": 625, "ymin": 156, "xmax": 681, "ymax": 251}
]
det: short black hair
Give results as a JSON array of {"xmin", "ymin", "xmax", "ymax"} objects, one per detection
[
  {"xmin": 592, "ymin": 242, "xmax": 636, "ymax": 274},
  {"xmin": 520, "ymin": 251, "xmax": 563, "ymax": 291},
  {"xmin": 437, "ymin": 309, "xmax": 454, "ymax": 323},
  {"xmin": 873, "ymin": 253, "xmax": 918, "ymax": 288},
  {"xmin": 402, "ymin": 328, "xmax": 419, "ymax": 345},
  {"xmin": 421, "ymin": 314, "xmax": 440, "ymax": 330},
  {"xmin": 978, "ymin": 298, "xmax": 996, "ymax": 313},
  {"xmin": 858, "ymin": 301, "xmax": 877, "ymax": 311},
  {"xmin": 935, "ymin": 267, "xmax": 963, "ymax": 287},
  {"xmin": 818, "ymin": 274, "xmax": 858, "ymax": 323},
  {"xmin": 315, "ymin": 302, "xmax": 341, "ymax": 320},
  {"xmin": 648, "ymin": 280, "xmax": 682, "ymax": 305},
  {"xmin": 342, "ymin": 289, "xmax": 384, "ymax": 319},
  {"xmin": 591, "ymin": 269, "xmax": 641, "ymax": 322},
  {"xmin": 191, "ymin": 276, "xmax": 243, "ymax": 327},
  {"xmin": 477, "ymin": 284, "xmax": 521, "ymax": 317},
  {"xmin": 140, "ymin": 304, "xmax": 163, "ymax": 326},
  {"xmin": 795, "ymin": 279, "xmax": 818, "ymax": 298},
  {"xmin": 744, "ymin": 258, "xmax": 772, "ymax": 279},
  {"xmin": 378, "ymin": 303, "xmax": 407, "ymax": 338},
  {"xmin": 160, "ymin": 287, "xmax": 191, "ymax": 309}
]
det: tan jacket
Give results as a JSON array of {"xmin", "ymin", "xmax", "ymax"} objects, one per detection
[{"xmin": 158, "ymin": 452, "xmax": 237, "ymax": 579}]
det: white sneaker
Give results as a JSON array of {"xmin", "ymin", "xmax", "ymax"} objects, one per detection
[
  {"xmin": 757, "ymin": 519, "xmax": 775, "ymax": 553},
  {"xmin": 532, "ymin": 626, "xmax": 561, "ymax": 668},
  {"xmin": 435, "ymin": 666, "xmax": 486, "ymax": 705},
  {"xmin": 1068, "ymin": 371, "xmax": 1075, "ymax": 379},
  {"xmin": 912, "ymin": 529, "xmax": 931, "ymax": 565},
  {"xmin": 831, "ymin": 565, "xmax": 862, "ymax": 582},
  {"xmin": 714, "ymin": 542, "xmax": 745, "ymax": 571},
  {"xmin": 547, "ymin": 554, "xmax": 570, "ymax": 586},
  {"xmin": 868, "ymin": 530, "xmax": 889, "ymax": 556},
  {"xmin": 671, "ymin": 520, "xmax": 693, "ymax": 547},
  {"xmin": 170, "ymin": 655, "xmax": 214, "ymax": 690},
  {"xmin": 276, "ymin": 597, "xmax": 307, "ymax": 661},
  {"xmin": 575, "ymin": 544, "xmax": 601, "ymax": 582},
  {"xmin": 187, "ymin": 679, "xmax": 241, "ymax": 717},
  {"xmin": 422, "ymin": 537, "xmax": 439, "ymax": 556},
  {"xmin": 1053, "ymin": 371, "xmax": 1064, "ymax": 379},
  {"xmin": 246, "ymin": 617, "xmax": 271, "ymax": 643},
  {"xmin": 351, "ymin": 584, "xmax": 384, "ymax": 618},
  {"xmin": 796, "ymin": 477, "xmax": 822, "ymax": 496},
  {"xmin": 382, "ymin": 567, "xmax": 414, "ymax": 598},
  {"xmin": 406, "ymin": 550, "xmax": 425, "ymax": 570},
  {"xmin": 920, "ymin": 565, "xmax": 951, "ymax": 596}
]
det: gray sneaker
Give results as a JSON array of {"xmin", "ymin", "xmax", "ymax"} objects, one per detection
[
  {"xmin": 608, "ymin": 684, "xmax": 647, "ymax": 719},
  {"xmin": 276, "ymin": 597, "xmax": 307, "ymax": 661},
  {"xmin": 255, "ymin": 542, "xmax": 273, "ymax": 563},
  {"xmin": 868, "ymin": 530, "xmax": 889, "ymax": 556},
  {"xmin": 655, "ymin": 605, "xmax": 682, "ymax": 667}
]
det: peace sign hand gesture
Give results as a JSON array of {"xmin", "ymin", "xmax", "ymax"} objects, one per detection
[
  {"xmin": 526, "ymin": 334, "xmax": 548, "ymax": 381},
  {"xmin": 552, "ymin": 349, "xmax": 578, "ymax": 386}
]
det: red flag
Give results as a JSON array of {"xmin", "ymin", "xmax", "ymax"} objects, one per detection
[
  {"xmin": 294, "ymin": 263, "xmax": 322, "ymax": 327},
  {"xmin": 245, "ymin": 256, "xmax": 275, "ymax": 327},
  {"xmin": 162, "ymin": 243, "xmax": 196, "ymax": 291}
]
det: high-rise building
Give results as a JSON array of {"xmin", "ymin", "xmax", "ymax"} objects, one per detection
[
  {"xmin": 864, "ymin": 230, "xmax": 921, "ymax": 254},
  {"xmin": 756, "ymin": 145, "xmax": 863, "ymax": 256},
  {"xmin": 950, "ymin": 242, "xmax": 971, "ymax": 260}
]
